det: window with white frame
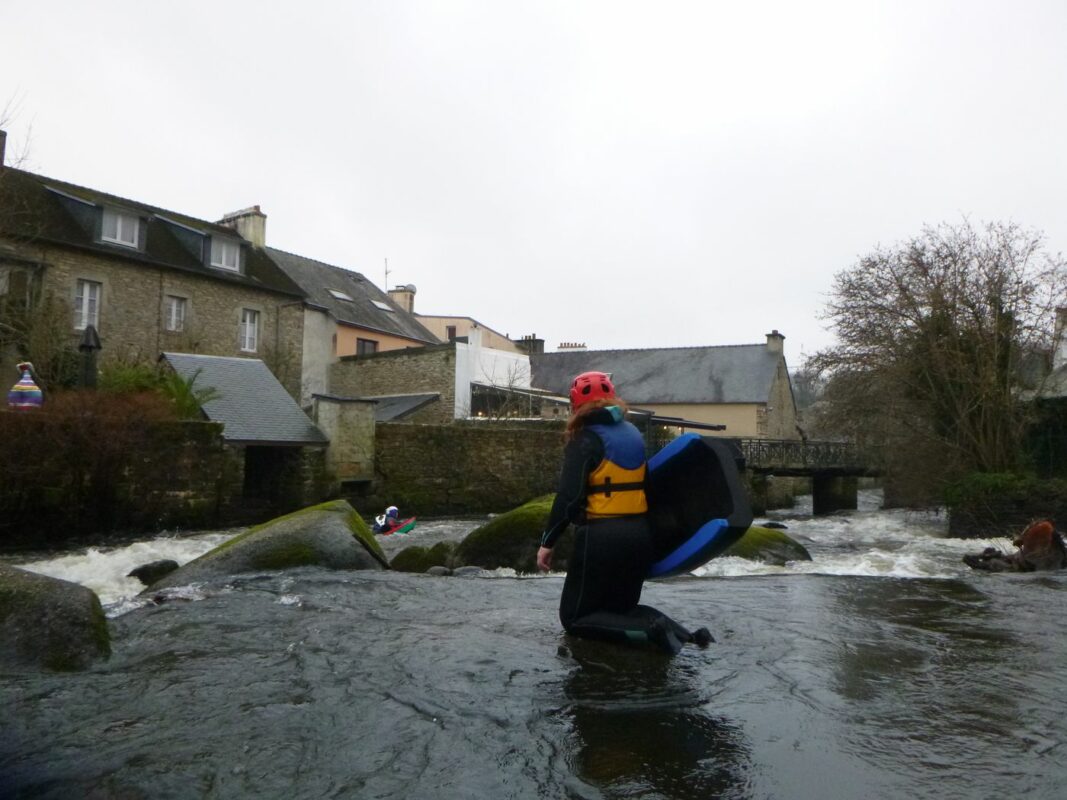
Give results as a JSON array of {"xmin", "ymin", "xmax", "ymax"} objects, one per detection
[
  {"xmin": 74, "ymin": 279, "xmax": 102, "ymax": 330},
  {"xmin": 211, "ymin": 238, "xmax": 241, "ymax": 271},
  {"xmin": 165, "ymin": 295, "xmax": 187, "ymax": 332},
  {"xmin": 239, "ymin": 308, "xmax": 259, "ymax": 352},
  {"xmin": 101, "ymin": 209, "xmax": 140, "ymax": 248}
]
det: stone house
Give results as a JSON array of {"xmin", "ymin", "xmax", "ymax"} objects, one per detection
[
  {"xmin": 0, "ymin": 151, "xmax": 306, "ymax": 398},
  {"xmin": 529, "ymin": 331, "xmax": 801, "ymax": 439},
  {"xmin": 416, "ymin": 313, "xmax": 520, "ymax": 352},
  {"xmin": 262, "ymin": 246, "xmax": 440, "ymax": 406},
  {"xmin": 329, "ymin": 326, "xmax": 556, "ymax": 424}
]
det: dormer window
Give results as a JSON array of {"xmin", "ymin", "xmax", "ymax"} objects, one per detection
[
  {"xmin": 101, "ymin": 208, "xmax": 140, "ymax": 248},
  {"xmin": 210, "ymin": 238, "xmax": 241, "ymax": 271}
]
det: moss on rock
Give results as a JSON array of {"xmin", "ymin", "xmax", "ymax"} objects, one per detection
[
  {"xmin": 724, "ymin": 525, "xmax": 812, "ymax": 565},
  {"xmin": 147, "ymin": 500, "xmax": 387, "ymax": 591},
  {"xmin": 391, "ymin": 541, "xmax": 458, "ymax": 573},
  {"xmin": 454, "ymin": 495, "xmax": 574, "ymax": 574},
  {"xmin": 0, "ymin": 564, "xmax": 111, "ymax": 672},
  {"xmin": 447, "ymin": 498, "xmax": 812, "ymax": 574}
]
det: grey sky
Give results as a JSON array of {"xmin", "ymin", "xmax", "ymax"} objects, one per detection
[{"xmin": 4, "ymin": 1, "xmax": 1066, "ymax": 367}]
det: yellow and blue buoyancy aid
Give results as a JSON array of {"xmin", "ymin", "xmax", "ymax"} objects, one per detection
[{"xmin": 585, "ymin": 419, "xmax": 648, "ymax": 518}]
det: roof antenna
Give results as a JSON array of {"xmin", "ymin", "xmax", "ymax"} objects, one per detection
[{"xmin": 384, "ymin": 257, "xmax": 390, "ymax": 290}]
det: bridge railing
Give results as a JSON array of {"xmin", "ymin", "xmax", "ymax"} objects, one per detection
[{"xmin": 729, "ymin": 437, "xmax": 877, "ymax": 474}]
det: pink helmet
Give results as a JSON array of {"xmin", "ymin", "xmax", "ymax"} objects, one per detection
[{"xmin": 570, "ymin": 371, "xmax": 615, "ymax": 409}]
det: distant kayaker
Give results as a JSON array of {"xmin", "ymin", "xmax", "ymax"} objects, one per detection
[
  {"xmin": 536, "ymin": 371, "xmax": 713, "ymax": 655},
  {"xmin": 373, "ymin": 506, "xmax": 403, "ymax": 534}
]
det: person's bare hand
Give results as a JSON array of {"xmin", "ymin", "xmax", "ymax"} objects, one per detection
[{"xmin": 536, "ymin": 546, "xmax": 553, "ymax": 573}]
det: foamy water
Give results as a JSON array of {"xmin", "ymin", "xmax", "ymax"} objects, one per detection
[
  {"xmin": 15, "ymin": 530, "xmax": 236, "ymax": 611},
  {"xmin": 695, "ymin": 490, "xmax": 1014, "ymax": 580},
  {"xmin": 12, "ymin": 490, "xmax": 1017, "ymax": 614}
]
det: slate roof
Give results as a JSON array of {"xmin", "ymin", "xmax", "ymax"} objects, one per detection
[
  {"xmin": 359, "ymin": 393, "xmax": 441, "ymax": 421},
  {"xmin": 266, "ymin": 248, "xmax": 440, "ymax": 343},
  {"xmin": 161, "ymin": 353, "xmax": 328, "ymax": 445},
  {"xmin": 0, "ymin": 168, "xmax": 304, "ymax": 298},
  {"xmin": 530, "ymin": 345, "xmax": 783, "ymax": 404}
]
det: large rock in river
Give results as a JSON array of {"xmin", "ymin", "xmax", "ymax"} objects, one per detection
[
  {"xmin": 0, "ymin": 564, "xmax": 111, "ymax": 672},
  {"xmin": 433, "ymin": 497, "xmax": 812, "ymax": 574},
  {"xmin": 148, "ymin": 500, "xmax": 388, "ymax": 591},
  {"xmin": 723, "ymin": 525, "xmax": 812, "ymax": 566},
  {"xmin": 451, "ymin": 495, "xmax": 572, "ymax": 574}
]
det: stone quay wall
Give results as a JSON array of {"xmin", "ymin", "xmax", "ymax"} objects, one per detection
[{"xmin": 355, "ymin": 420, "xmax": 565, "ymax": 515}]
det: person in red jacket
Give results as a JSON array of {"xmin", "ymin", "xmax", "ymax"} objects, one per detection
[{"xmin": 536, "ymin": 371, "xmax": 712, "ymax": 655}]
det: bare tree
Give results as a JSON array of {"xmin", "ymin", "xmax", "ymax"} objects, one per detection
[{"xmin": 811, "ymin": 220, "xmax": 1067, "ymax": 495}]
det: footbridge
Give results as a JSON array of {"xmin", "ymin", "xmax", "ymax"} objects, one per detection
[
  {"xmin": 643, "ymin": 416, "xmax": 882, "ymax": 515},
  {"xmin": 732, "ymin": 438, "xmax": 881, "ymax": 515}
]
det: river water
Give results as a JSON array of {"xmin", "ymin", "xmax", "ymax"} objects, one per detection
[{"xmin": 3, "ymin": 492, "xmax": 1066, "ymax": 799}]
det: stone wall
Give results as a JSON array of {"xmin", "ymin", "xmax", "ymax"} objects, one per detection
[
  {"xmin": 0, "ymin": 240, "xmax": 305, "ymax": 398},
  {"xmin": 330, "ymin": 343, "xmax": 456, "ymax": 423},
  {"xmin": 0, "ymin": 412, "xmax": 236, "ymax": 545},
  {"xmin": 312, "ymin": 395, "xmax": 377, "ymax": 483},
  {"xmin": 0, "ymin": 409, "xmax": 328, "ymax": 546},
  {"xmin": 763, "ymin": 358, "xmax": 801, "ymax": 440},
  {"xmin": 355, "ymin": 420, "xmax": 564, "ymax": 515}
]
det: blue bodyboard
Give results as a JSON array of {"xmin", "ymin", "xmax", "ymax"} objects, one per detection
[{"xmin": 645, "ymin": 434, "xmax": 752, "ymax": 579}]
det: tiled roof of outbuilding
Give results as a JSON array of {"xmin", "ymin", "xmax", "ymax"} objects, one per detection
[
  {"xmin": 530, "ymin": 345, "xmax": 782, "ymax": 404},
  {"xmin": 266, "ymin": 247, "xmax": 439, "ymax": 344},
  {"xmin": 0, "ymin": 168, "xmax": 304, "ymax": 298},
  {"xmin": 161, "ymin": 353, "xmax": 328, "ymax": 445}
]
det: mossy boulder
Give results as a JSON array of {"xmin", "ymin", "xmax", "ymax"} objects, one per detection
[
  {"xmin": 0, "ymin": 564, "xmax": 111, "ymax": 672},
  {"xmin": 454, "ymin": 495, "xmax": 574, "ymax": 574},
  {"xmin": 147, "ymin": 500, "xmax": 387, "ymax": 591},
  {"xmin": 446, "ymin": 498, "xmax": 811, "ymax": 574},
  {"xmin": 723, "ymin": 525, "xmax": 812, "ymax": 565},
  {"xmin": 391, "ymin": 541, "xmax": 458, "ymax": 573}
]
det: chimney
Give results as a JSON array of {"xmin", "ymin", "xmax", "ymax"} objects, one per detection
[
  {"xmin": 388, "ymin": 284, "xmax": 416, "ymax": 313},
  {"xmin": 218, "ymin": 205, "xmax": 267, "ymax": 248},
  {"xmin": 514, "ymin": 333, "xmax": 545, "ymax": 355},
  {"xmin": 0, "ymin": 130, "xmax": 6, "ymax": 169},
  {"xmin": 766, "ymin": 329, "xmax": 785, "ymax": 355},
  {"xmin": 558, "ymin": 341, "xmax": 587, "ymax": 352},
  {"xmin": 1055, "ymin": 308, "xmax": 1067, "ymax": 370}
]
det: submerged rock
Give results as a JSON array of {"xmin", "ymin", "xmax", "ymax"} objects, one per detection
[
  {"xmin": 128, "ymin": 559, "xmax": 179, "ymax": 585},
  {"xmin": 146, "ymin": 500, "xmax": 388, "ymax": 591},
  {"xmin": 724, "ymin": 525, "xmax": 812, "ymax": 566},
  {"xmin": 0, "ymin": 564, "xmax": 111, "ymax": 672},
  {"xmin": 391, "ymin": 541, "xmax": 458, "ymax": 573}
]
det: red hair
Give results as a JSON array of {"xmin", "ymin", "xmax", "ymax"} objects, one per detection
[{"xmin": 564, "ymin": 397, "xmax": 629, "ymax": 442}]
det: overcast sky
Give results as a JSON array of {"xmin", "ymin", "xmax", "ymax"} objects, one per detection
[{"xmin": 4, "ymin": 1, "xmax": 1066, "ymax": 366}]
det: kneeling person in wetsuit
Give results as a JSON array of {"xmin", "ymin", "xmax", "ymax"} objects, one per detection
[{"xmin": 536, "ymin": 371, "xmax": 712, "ymax": 655}]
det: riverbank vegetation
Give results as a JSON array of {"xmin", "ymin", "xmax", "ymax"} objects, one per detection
[{"xmin": 808, "ymin": 220, "xmax": 1067, "ymax": 526}]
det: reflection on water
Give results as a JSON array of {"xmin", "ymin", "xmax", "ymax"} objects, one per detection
[{"xmin": 559, "ymin": 639, "xmax": 752, "ymax": 799}]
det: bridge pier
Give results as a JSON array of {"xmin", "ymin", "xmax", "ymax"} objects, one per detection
[{"xmin": 812, "ymin": 474, "xmax": 858, "ymax": 516}]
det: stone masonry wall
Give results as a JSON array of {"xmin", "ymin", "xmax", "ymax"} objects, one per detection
[
  {"xmin": 356, "ymin": 420, "xmax": 564, "ymax": 515},
  {"xmin": 312, "ymin": 396, "xmax": 377, "ymax": 483},
  {"xmin": 330, "ymin": 344, "xmax": 456, "ymax": 424},
  {"xmin": 1, "ymin": 240, "xmax": 305, "ymax": 398}
]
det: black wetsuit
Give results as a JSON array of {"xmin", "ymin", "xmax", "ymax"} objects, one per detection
[{"xmin": 541, "ymin": 407, "xmax": 700, "ymax": 654}]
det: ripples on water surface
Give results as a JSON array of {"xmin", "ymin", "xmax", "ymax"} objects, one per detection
[{"xmin": 4, "ymin": 493, "xmax": 1067, "ymax": 798}]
